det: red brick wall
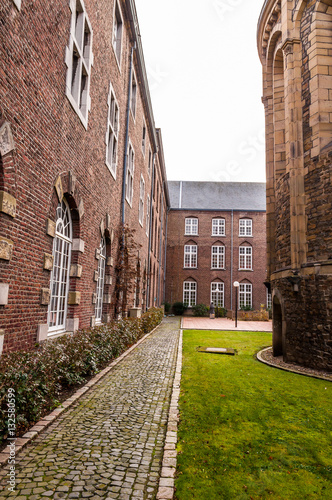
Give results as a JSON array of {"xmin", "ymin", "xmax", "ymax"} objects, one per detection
[{"xmin": 165, "ymin": 209, "xmax": 267, "ymax": 312}]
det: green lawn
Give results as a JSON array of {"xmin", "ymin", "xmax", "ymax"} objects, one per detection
[{"xmin": 175, "ymin": 330, "xmax": 332, "ymax": 500}]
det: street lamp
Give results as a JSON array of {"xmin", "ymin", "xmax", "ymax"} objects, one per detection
[{"xmin": 233, "ymin": 281, "xmax": 239, "ymax": 328}]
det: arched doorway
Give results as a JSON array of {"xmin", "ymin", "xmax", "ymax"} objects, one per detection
[{"xmin": 272, "ymin": 293, "xmax": 284, "ymax": 356}]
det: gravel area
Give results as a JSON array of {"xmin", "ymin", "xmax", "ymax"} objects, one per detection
[{"xmin": 258, "ymin": 347, "xmax": 332, "ymax": 381}]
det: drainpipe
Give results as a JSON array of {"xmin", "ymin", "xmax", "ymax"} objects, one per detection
[
  {"xmin": 157, "ymin": 183, "xmax": 165, "ymax": 306},
  {"xmin": 230, "ymin": 209, "xmax": 234, "ymax": 310},
  {"xmin": 146, "ymin": 154, "xmax": 156, "ymax": 310},
  {"xmin": 121, "ymin": 43, "xmax": 136, "ymax": 226},
  {"xmin": 163, "ymin": 208, "xmax": 169, "ymax": 304}
]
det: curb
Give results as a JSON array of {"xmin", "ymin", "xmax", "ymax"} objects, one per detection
[
  {"xmin": 156, "ymin": 329, "xmax": 182, "ymax": 500},
  {"xmin": 0, "ymin": 323, "xmax": 162, "ymax": 469},
  {"xmin": 257, "ymin": 347, "xmax": 332, "ymax": 382}
]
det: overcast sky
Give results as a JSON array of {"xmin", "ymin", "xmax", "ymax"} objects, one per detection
[{"xmin": 135, "ymin": 0, "xmax": 266, "ymax": 184}]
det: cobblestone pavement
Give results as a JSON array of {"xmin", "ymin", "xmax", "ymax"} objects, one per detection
[{"xmin": 0, "ymin": 318, "xmax": 180, "ymax": 500}]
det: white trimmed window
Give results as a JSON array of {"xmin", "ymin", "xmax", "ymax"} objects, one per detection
[
  {"xmin": 65, "ymin": 0, "xmax": 93, "ymax": 128},
  {"xmin": 131, "ymin": 72, "xmax": 137, "ymax": 119},
  {"xmin": 211, "ymin": 245, "xmax": 225, "ymax": 269},
  {"xmin": 239, "ymin": 283, "xmax": 252, "ymax": 309},
  {"xmin": 239, "ymin": 245, "xmax": 252, "ymax": 270},
  {"xmin": 184, "ymin": 245, "xmax": 197, "ymax": 268},
  {"xmin": 211, "ymin": 282, "xmax": 224, "ymax": 308},
  {"xmin": 48, "ymin": 199, "xmax": 72, "ymax": 334},
  {"xmin": 105, "ymin": 84, "xmax": 119, "ymax": 178},
  {"xmin": 239, "ymin": 218, "xmax": 252, "ymax": 236},
  {"xmin": 125, "ymin": 143, "xmax": 135, "ymax": 206},
  {"xmin": 95, "ymin": 237, "xmax": 106, "ymax": 324},
  {"xmin": 183, "ymin": 281, "xmax": 197, "ymax": 307},
  {"xmin": 148, "ymin": 149, "xmax": 152, "ymax": 178},
  {"xmin": 146, "ymin": 195, "xmax": 150, "ymax": 236},
  {"xmin": 267, "ymin": 292, "xmax": 272, "ymax": 309},
  {"xmin": 112, "ymin": 0, "xmax": 123, "ymax": 65},
  {"xmin": 185, "ymin": 218, "xmax": 198, "ymax": 235},
  {"xmin": 212, "ymin": 218, "xmax": 225, "ymax": 236},
  {"xmin": 139, "ymin": 175, "xmax": 145, "ymax": 226},
  {"xmin": 142, "ymin": 121, "xmax": 146, "ymax": 156}
]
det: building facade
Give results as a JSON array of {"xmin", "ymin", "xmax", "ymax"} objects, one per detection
[
  {"xmin": 165, "ymin": 182, "xmax": 267, "ymax": 313},
  {"xmin": 258, "ymin": 0, "xmax": 332, "ymax": 370},
  {"xmin": 0, "ymin": 0, "xmax": 169, "ymax": 353}
]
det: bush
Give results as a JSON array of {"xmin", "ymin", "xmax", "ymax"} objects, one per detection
[
  {"xmin": 172, "ymin": 302, "xmax": 187, "ymax": 315},
  {"xmin": 0, "ymin": 307, "xmax": 163, "ymax": 445},
  {"xmin": 163, "ymin": 302, "xmax": 171, "ymax": 314},
  {"xmin": 193, "ymin": 304, "xmax": 209, "ymax": 317},
  {"xmin": 215, "ymin": 307, "xmax": 227, "ymax": 318}
]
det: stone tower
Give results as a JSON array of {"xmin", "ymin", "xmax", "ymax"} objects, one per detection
[{"xmin": 257, "ymin": 0, "xmax": 332, "ymax": 371}]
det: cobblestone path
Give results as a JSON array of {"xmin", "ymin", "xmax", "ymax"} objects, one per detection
[{"xmin": 0, "ymin": 318, "xmax": 180, "ymax": 500}]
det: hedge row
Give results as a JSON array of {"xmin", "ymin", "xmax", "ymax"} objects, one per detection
[{"xmin": 0, "ymin": 307, "xmax": 163, "ymax": 444}]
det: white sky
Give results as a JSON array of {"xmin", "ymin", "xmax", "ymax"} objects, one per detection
[{"xmin": 135, "ymin": 0, "xmax": 266, "ymax": 183}]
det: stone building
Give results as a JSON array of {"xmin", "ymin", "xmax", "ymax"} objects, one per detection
[
  {"xmin": 0, "ymin": 0, "xmax": 169, "ymax": 353},
  {"xmin": 258, "ymin": 0, "xmax": 332, "ymax": 370},
  {"xmin": 165, "ymin": 182, "xmax": 267, "ymax": 314}
]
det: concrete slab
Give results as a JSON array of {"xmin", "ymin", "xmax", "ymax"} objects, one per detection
[{"xmin": 182, "ymin": 316, "xmax": 272, "ymax": 332}]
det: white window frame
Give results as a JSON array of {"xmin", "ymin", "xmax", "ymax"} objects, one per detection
[
  {"xmin": 185, "ymin": 218, "xmax": 198, "ymax": 236},
  {"xmin": 211, "ymin": 245, "xmax": 225, "ymax": 269},
  {"xmin": 148, "ymin": 149, "xmax": 152, "ymax": 178},
  {"xmin": 267, "ymin": 291, "xmax": 272, "ymax": 309},
  {"xmin": 184, "ymin": 245, "xmax": 197, "ymax": 268},
  {"xmin": 112, "ymin": 0, "xmax": 123, "ymax": 67},
  {"xmin": 239, "ymin": 218, "xmax": 252, "ymax": 237},
  {"xmin": 48, "ymin": 199, "xmax": 72, "ymax": 335},
  {"xmin": 212, "ymin": 218, "xmax": 225, "ymax": 236},
  {"xmin": 239, "ymin": 245, "xmax": 252, "ymax": 270},
  {"xmin": 125, "ymin": 143, "xmax": 135, "ymax": 206},
  {"xmin": 95, "ymin": 237, "xmax": 106, "ymax": 324},
  {"xmin": 139, "ymin": 175, "xmax": 145, "ymax": 226},
  {"xmin": 211, "ymin": 282, "xmax": 224, "ymax": 308},
  {"xmin": 183, "ymin": 281, "xmax": 197, "ymax": 307},
  {"xmin": 105, "ymin": 83, "xmax": 119, "ymax": 179},
  {"xmin": 239, "ymin": 283, "xmax": 252, "ymax": 309},
  {"xmin": 130, "ymin": 71, "xmax": 137, "ymax": 119},
  {"xmin": 146, "ymin": 194, "xmax": 150, "ymax": 237},
  {"xmin": 65, "ymin": 0, "xmax": 93, "ymax": 129}
]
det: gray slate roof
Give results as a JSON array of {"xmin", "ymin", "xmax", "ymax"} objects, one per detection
[{"xmin": 168, "ymin": 181, "xmax": 266, "ymax": 211}]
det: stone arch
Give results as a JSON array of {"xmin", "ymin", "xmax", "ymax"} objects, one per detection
[{"xmin": 272, "ymin": 288, "xmax": 286, "ymax": 357}]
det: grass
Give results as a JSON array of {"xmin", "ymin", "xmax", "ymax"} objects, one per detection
[{"xmin": 175, "ymin": 330, "xmax": 332, "ymax": 500}]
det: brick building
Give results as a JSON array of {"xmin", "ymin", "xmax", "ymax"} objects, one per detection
[
  {"xmin": 165, "ymin": 182, "xmax": 267, "ymax": 313},
  {"xmin": 0, "ymin": 0, "xmax": 169, "ymax": 353},
  {"xmin": 258, "ymin": 0, "xmax": 332, "ymax": 371}
]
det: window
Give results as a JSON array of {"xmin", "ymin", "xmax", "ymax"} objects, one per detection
[
  {"xmin": 139, "ymin": 175, "xmax": 145, "ymax": 226},
  {"xmin": 211, "ymin": 245, "xmax": 225, "ymax": 269},
  {"xmin": 112, "ymin": 1, "xmax": 123, "ymax": 65},
  {"xmin": 95, "ymin": 237, "xmax": 106, "ymax": 324},
  {"xmin": 105, "ymin": 84, "xmax": 119, "ymax": 178},
  {"xmin": 65, "ymin": 0, "xmax": 93, "ymax": 127},
  {"xmin": 212, "ymin": 218, "xmax": 225, "ymax": 236},
  {"xmin": 125, "ymin": 143, "xmax": 134, "ymax": 206},
  {"xmin": 183, "ymin": 281, "xmax": 197, "ymax": 307},
  {"xmin": 267, "ymin": 292, "xmax": 272, "ymax": 309},
  {"xmin": 146, "ymin": 195, "xmax": 150, "ymax": 236},
  {"xmin": 184, "ymin": 245, "xmax": 197, "ymax": 268},
  {"xmin": 185, "ymin": 218, "xmax": 198, "ymax": 235},
  {"xmin": 142, "ymin": 121, "xmax": 146, "ymax": 156},
  {"xmin": 211, "ymin": 282, "xmax": 224, "ymax": 308},
  {"xmin": 48, "ymin": 200, "xmax": 72, "ymax": 334},
  {"xmin": 239, "ymin": 219, "xmax": 252, "ymax": 236},
  {"xmin": 239, "ymin": 245, "xmax": 252, "ymax": 270},
  {"xmin": 239, "ymin": 283, "xmax": 252, "ymax": 309},
  {"xmin": 148, "ymin": 149, "xmax": 152, "ymax": 178},
  {"xmin": 131, "ymin": 72, "xmax": 137, "ymax": 118}
]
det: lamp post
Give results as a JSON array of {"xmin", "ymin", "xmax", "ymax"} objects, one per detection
[{"xmin": 233, "ymin": 281, "xmax": 239, "ymax": 328}]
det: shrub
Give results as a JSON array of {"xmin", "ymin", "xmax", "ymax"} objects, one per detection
[
  {"xmin": 193, "ymin": 304, "xmax": 209, "ymax": 317},
  {"xmin": 215, "ymin": 307, "xmax": 227, "ymax": 318},
  {"xmin": 163, "ymin": 302, "xmax": 171, "ymax": 314},
  {"xmin": 0, "ymin": 308, "xmax": 163, "ymax": 445},
  {"xmin": 172, "ymin": 302, "xmax": 187, "ymax": 315}
]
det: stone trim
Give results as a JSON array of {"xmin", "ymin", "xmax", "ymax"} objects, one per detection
[
  {"xmin": 0, "ymin": 284, "xmax": 9, "ymax": 305},
  {"xmin": 66, "ymin": 318, "xmax": 79, "ymax": 332},
  {"xmin": 40, "ymin": 288, "xmax": 51, "ymax": 306},
  {"xmin": 68, "ymin": 291, "xmax": 81, "ymax": 305},
  {"xmin": 0, "ymin": 237, "xmax": 14, "ymax": 261},
  {"xmin": 12, "ymin": 0, "xmax": 21, "ymax": 11},
  {"xmin": 72, "ymin": 238, "xmax": 85, "ymax": 253},
  {"xmin": 46, "ymin": 218, "xmax": 56, "ymax": 238},
  {"xmin": 43, "ymin": 253, "xmax": 54, "ymax": 271},
  {"xmin": 271, "ymin": 261, "xmax": 332, "ymax": 281},
  {"xmin": 70, "ymin": 264, "xmax": 83, "ymax": 278},
  {"xmin": 36, "ymin": 324, "xmax": 48, "ymax": 342},
  {"xmin": 0, "ymin": 122, "xmax": 15, "ymax": 156},
  {"xmin": 0, "ymin": 191, "xmax": 16, "ymax": 217}
]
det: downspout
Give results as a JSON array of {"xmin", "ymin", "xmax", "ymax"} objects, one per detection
[
  {"xmin": 163, "ymin": 208, "xmax": 169, "ymax": 305},
  {"xmin": 157, "ymin": 182, "xmax": 165, "ymax": 306},
  {"xmin": 230, "ymin": 209, "xmax": 234, "ymax": 311},
  {"xmin": 121, "ymin": 43, "xmax": 136, "ymax": 226},
  {"xmin": 146, "ymin": 153, "xmax": 156, "ymax": 310}
]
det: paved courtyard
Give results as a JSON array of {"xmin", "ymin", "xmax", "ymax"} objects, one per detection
[
  {"xmin": 0, "ymin": 318, "xmax": 180, "ymax": 500},
  {"xmin": 182, "ymin": 316, "xmax": 272, "ymax": 332}
]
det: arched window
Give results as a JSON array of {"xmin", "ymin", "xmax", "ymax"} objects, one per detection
[
  {"xmin": 95, "ymin": 236, "xmax": 106, "ymax": 324},
  {"xmin": 184, "ymin": 242, "xmax": 197, "ymax": 268},
  {"xmin": 239, "ymin": 282, "xmax": 252, "ymax": 309},
  {"xmin": 239, "ymin": 244, "xmax": 252, "ymax": 270},
  {"xmin": 211, "ymin": 281, "xmax": 224, "ymax": 308},
  {"xmin": 48, "ymin": 199, "xmax": 72, "ymax": 334},
  {"xmin": 211, "ymin": 244, "xmax": 225, "ymax": 269},
  {"xmin": 183, "ymin": 280, "xmax": 197, "ymax": 307}
]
